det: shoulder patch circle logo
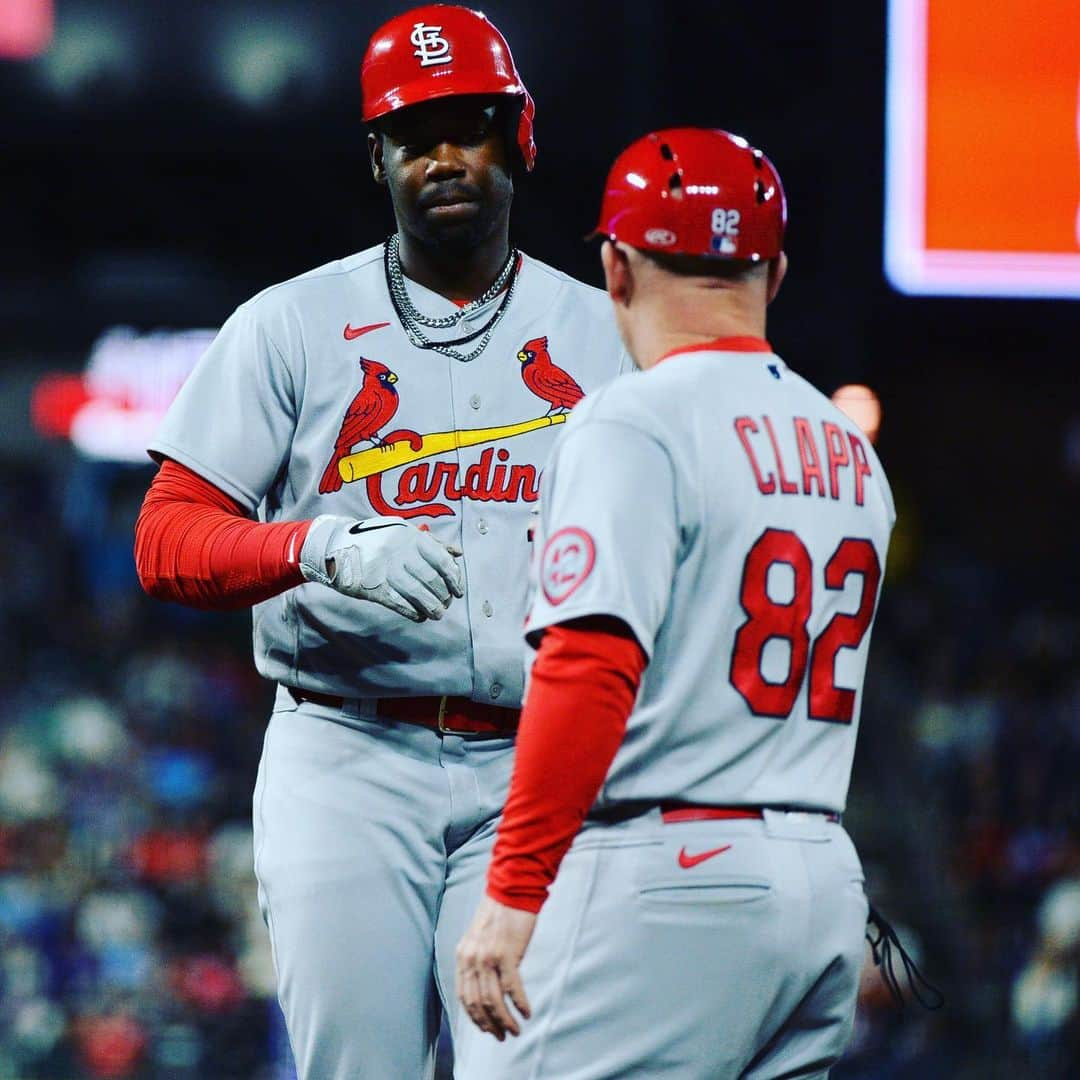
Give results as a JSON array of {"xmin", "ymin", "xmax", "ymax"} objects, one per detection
[{"xmin": 541, "ymin": 527, "xmax": 596, "ymax": 605}]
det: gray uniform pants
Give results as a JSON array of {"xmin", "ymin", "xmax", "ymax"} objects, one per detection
[
  {"xmin": 252, "ymin": 690, "xmax": 515, "ymax": 1080},
  {"xmin": 456, "ymin": 808, "xmax": 867, "ymax": 1080}
]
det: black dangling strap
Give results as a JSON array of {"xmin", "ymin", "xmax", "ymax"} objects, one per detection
[{"xmin": 866, "ymin": 905, "xmax": 945, "ymax": 1011}]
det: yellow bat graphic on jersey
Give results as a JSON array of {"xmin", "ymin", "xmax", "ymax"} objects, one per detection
[{"xmin": 338, "ymin": 414, "xmax": 567, "ymax": 483}]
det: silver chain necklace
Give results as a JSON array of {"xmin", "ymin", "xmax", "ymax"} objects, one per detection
[{"xmin": 383, "ymin": 233, "xmax": 519, "ymax": 363}]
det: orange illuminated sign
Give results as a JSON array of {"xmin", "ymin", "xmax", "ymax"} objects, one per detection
[{"xmin": 885, "ymin": 0, "xmax": 1080, "ymax": 297}]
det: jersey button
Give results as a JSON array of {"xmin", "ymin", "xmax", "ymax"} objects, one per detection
[
  {"xmin": 490, "ymin": 682, "xmax": 502, "ymax": 699},
  {"xmin": 476, "ymin": 519, "xmax": 488, "ymax": 535},
  {"xmin": 469, "ymin": 394, "xmax": 481, "ymax": 410},
  {"xmin": 482, "ymin": 601, "xmax": 493, "ymax": 617}
]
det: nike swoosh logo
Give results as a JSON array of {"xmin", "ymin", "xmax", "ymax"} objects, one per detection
[
  {"xmin": 677, "ymin": 844, "xmax": 732, "ymax": 869},
  {"xmin": 348, "ymin": 521, "xmax": 405, "ymax": 535},
  {"xmin": 343, "ymin": 321, "xmax": 391, "ymax": 341}
]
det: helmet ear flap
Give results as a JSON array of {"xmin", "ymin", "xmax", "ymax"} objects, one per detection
[
  {"xmin": 515, "ymin": 90, "xmax": 537, "ymax": 172},
  {"xmin": 497, "ymin": 93, "xmax": 536, "ymax": 174}
]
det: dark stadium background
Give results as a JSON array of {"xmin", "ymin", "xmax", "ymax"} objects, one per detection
[{"xmin": 1, "ymin": 1, "xmax": 1076, "ymax": 1077}]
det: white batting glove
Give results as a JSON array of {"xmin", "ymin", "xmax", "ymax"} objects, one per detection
[{"xmin": 299, "ymin": 515, "xmax": 464, "ymax": 622}]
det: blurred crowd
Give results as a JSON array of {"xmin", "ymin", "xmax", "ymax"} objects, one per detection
[
  {"xmin": 837, "ymin": 548, "xmax": 1079, "ymax": 1078},
  {"xmin": 0, "ymin": 461, "xmax": 288, "ymax": 1078},
  {"xmin": 0, "ymin": 456, "xmax": 1076, "ymax": 1078}
]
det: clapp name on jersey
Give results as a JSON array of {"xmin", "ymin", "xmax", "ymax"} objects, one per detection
[{"xmin": 734, "ymin": 413, "xmax": 874, "ymax": 506}]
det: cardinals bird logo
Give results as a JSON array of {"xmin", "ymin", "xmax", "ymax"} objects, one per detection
[
  {"xmin": 318, "ymin": 358, "xmax": 400, "ymax": 494},
  {"xmin": 518, "ymin": 336, "xmax": 584, "ymax": 415},
  {"xmin": 320, "ymin": 337, "xmax": 586, "ymax": 506}
]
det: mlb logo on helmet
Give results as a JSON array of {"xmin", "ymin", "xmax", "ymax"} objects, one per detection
[{"xmin": 710, "ymin": 206, "xmax": 742, "ymax": 255}]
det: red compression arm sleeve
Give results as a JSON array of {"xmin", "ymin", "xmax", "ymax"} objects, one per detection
[
  {"xmin": 134, "ymin": 459, "xmax": 311, "ymax": 610},
  {"xmin": 486, "ymin": 619, "xmax": 648, "ymax": 913}
]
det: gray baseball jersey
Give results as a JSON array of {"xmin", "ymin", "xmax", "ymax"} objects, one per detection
[
  {"xmin": 457, "ymin": 341, "xmax": 890, "ymax": 1079},
  {"xmin": 525, "ymin": 344, "xmax": 894, "ymax": 813},
  {"xmin": 151, "ymin": 244, "xmax": 631, "ymax": 706},
  {"xmin": 149, "ymin": 243, "xmax": 628, "ymax": 1080}
]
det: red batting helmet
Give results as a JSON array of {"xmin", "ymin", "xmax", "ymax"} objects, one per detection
[
  {"xmin": 361, "ymin": 5, "xmax": 537, "ymax": 171},
  {"xmin": 593, "ymin": 128, "xmax": 786, "ymax": 261}
]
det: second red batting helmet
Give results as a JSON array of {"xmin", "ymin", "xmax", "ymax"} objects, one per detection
[
  {"xmin": 361, "ymin": 4, "xmax": 537, "ymax": 171},
  {"xmin": 593, "ymin": 128, "xmax": 786, "ymax": 261}
]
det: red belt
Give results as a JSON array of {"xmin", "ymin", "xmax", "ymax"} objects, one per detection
[
  {"xmin": 660, "ymin": 804, "xmax": 841, "ymax": 824},
  {"xmin": 284, "ymin": 686, "xmax": 519, "ymax": 737}
]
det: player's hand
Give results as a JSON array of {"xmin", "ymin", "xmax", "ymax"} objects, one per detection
[
  {"xmin": 300, "ymin": 515, "xmax": 464, "ymax": 622},
  {"xmin": 456, "ymin": 896, "xmax": 536, "ymax": 1040}
]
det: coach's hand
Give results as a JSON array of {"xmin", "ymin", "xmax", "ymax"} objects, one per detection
[
  {"xmin": 300, "ymin": 515, "xmax": 464, "ymax": 622},
  {"xmin": 456, "ymin": 896, "xmax": 535, "ymax": 1040}
]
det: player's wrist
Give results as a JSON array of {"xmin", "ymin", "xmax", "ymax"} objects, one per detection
[
  {"xmin": 299, "ymin": 514, "xmax": 353, "ymax": 586},
  {"xmin": 485, "ymin": 882, "xmax": 546, "ymax": 915}
]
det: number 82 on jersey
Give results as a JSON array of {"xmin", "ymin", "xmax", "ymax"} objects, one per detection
[{"xmin": 729, "ymin": 528, "xmax": 882, "ymax": 724}]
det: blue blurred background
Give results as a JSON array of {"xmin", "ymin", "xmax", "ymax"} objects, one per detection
[{"xmin": 1, "ymin": 1, "xmax": 1077, "ymax": 1076}]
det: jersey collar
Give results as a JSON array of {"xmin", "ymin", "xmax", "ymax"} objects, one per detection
[{"xmin": 655, "ymin": 336, "xmax": 773, "ymax": 365}]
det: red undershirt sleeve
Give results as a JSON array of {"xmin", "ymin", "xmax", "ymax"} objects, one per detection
[
  {"xmin": 486, "ymin": 618, "xmax": 648, "ymax": 913},
  {"xmin": 134, "ymin": 458, "xmax": 311, "ymax": 610}
]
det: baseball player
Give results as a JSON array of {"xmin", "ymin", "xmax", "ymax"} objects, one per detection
[
  {"xmin": 133, "ymin": 6, "xmax": 629, "ymax": 1078},
  {"xmin": 456, "ymin": 128, "xmax": 895, "ymax": 1078}
]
